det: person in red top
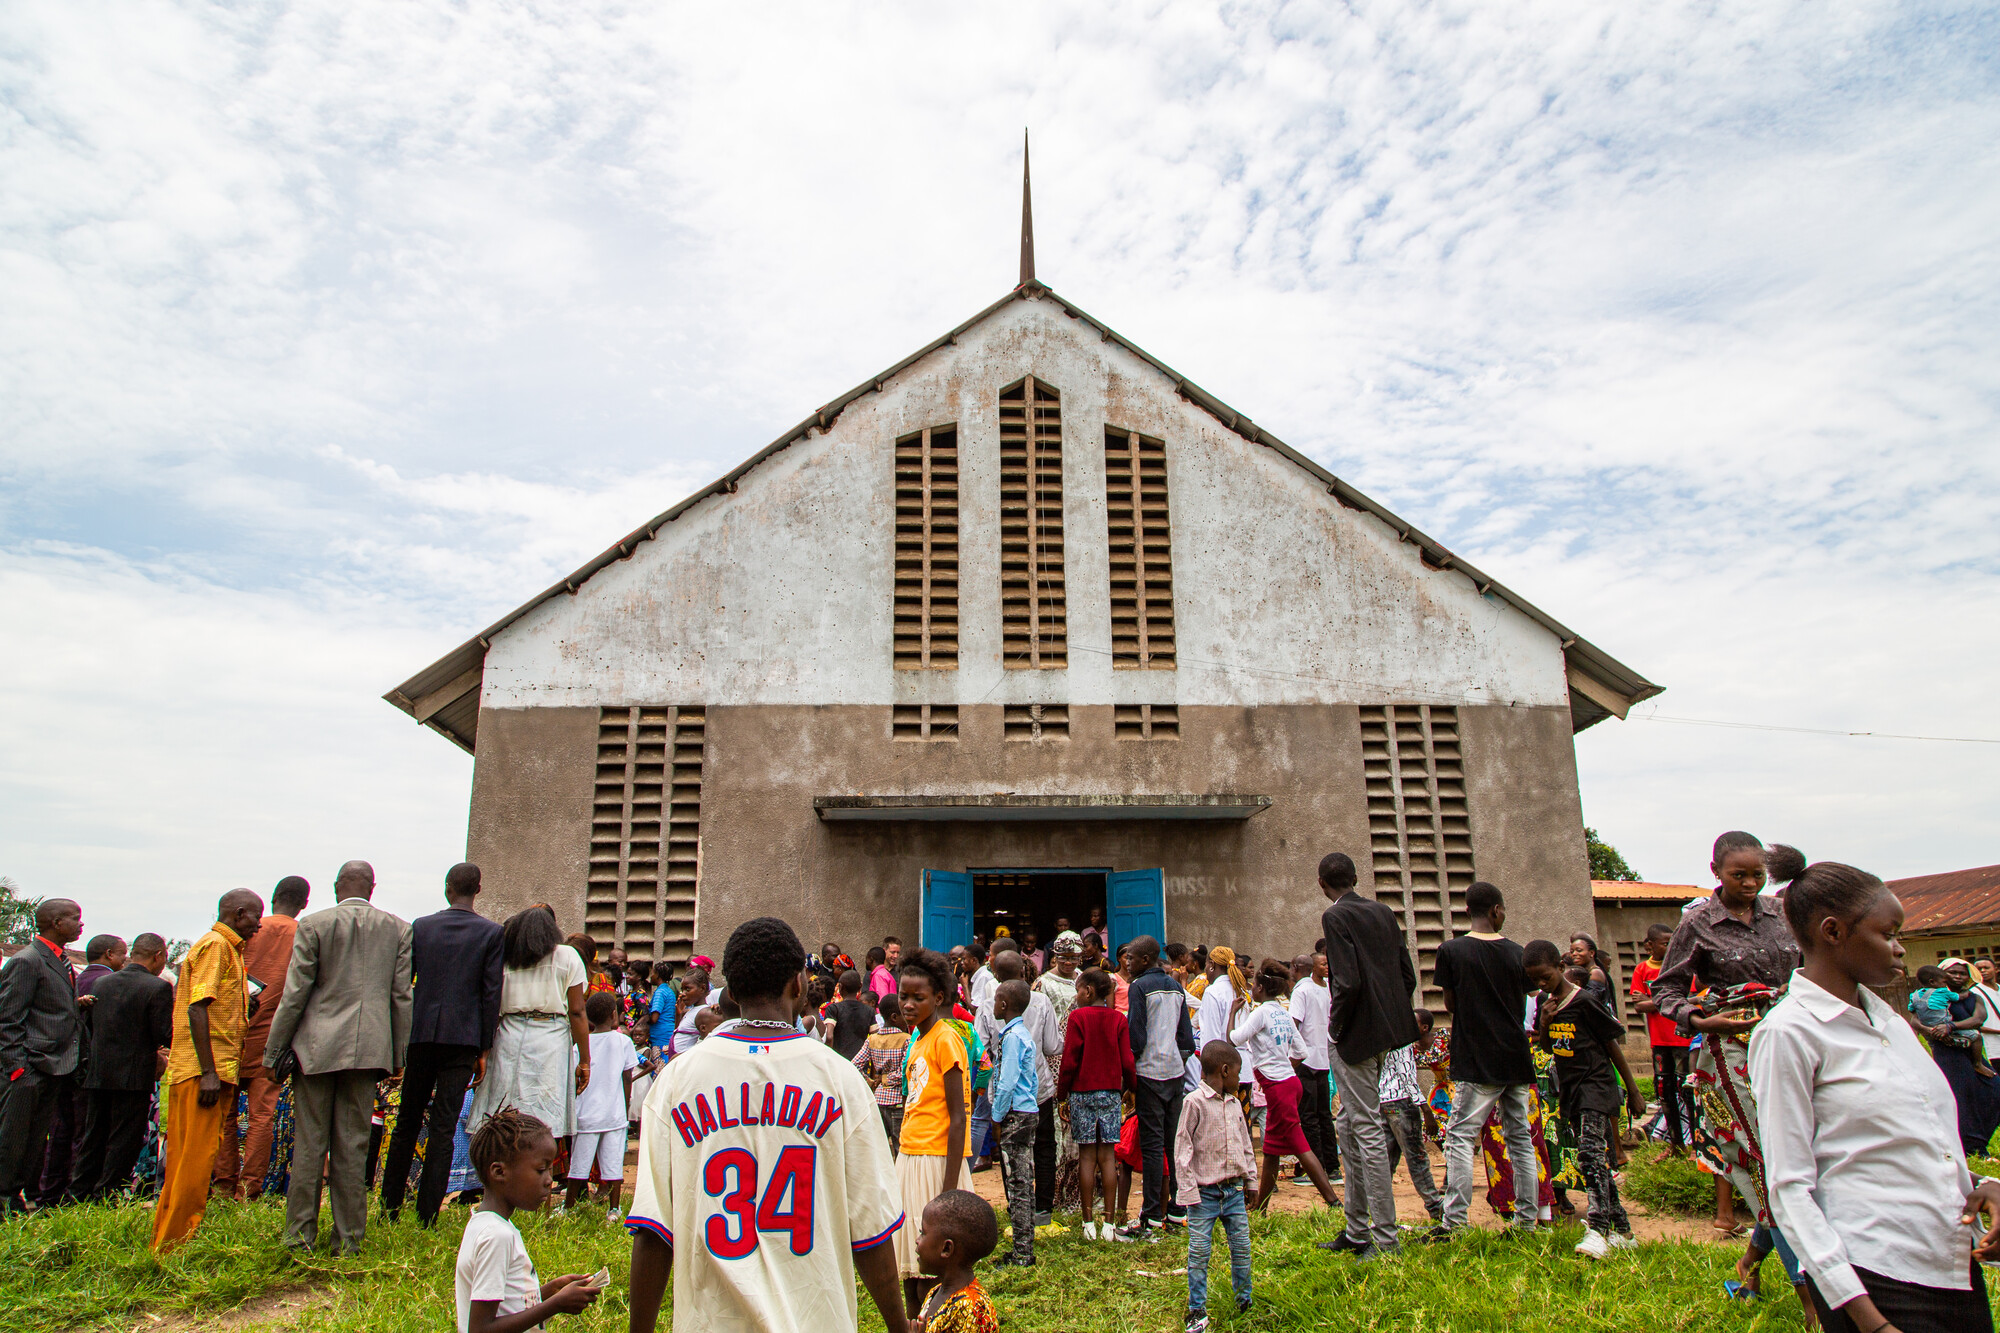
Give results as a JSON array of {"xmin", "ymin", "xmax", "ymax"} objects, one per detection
[
  {"xmin": 1629, "ymin": 923, "xmax": 1692, "ymax": 1152},
  {"xmin": 1057, "ymin": 967, "xmax": 1135, "ymax": 1240}
]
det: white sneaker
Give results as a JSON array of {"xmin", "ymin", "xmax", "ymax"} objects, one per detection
[
  {"xmin": 1574, "ymin": 1228, "xmax": 1609, "ymax": 1259},
  {"xmin": 1608, "ymin": 1232, "xmax": 1638, "ymax": 1251},
  {"xmin": 1081, "ymin": 1221, "xmax": 1098, "ymax": 1240}
]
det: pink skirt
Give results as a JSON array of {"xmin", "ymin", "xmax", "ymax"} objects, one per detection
[{"xmin": 1255, "ymin": 1070, "xmax": 1310, "ymax": 1158}]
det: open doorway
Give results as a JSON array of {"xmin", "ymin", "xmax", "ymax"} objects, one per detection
[{"xmin": 971, "ymin": 867, "xmax": 1109, "ymax": 956}]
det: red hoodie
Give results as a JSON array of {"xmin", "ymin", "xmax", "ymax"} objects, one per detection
[{"xmin": 1058, "ymin": 1003, "xmax": 1136, "ymax": 1098}]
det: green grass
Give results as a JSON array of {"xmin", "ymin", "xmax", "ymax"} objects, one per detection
[
  {"xmin": 0, "ymin": 1194, "xmax": 1874, "ymax": 1333},
  {"xmin": 1621, "ymin": 1146, "xmax": 1719, "ymax": 1219}
]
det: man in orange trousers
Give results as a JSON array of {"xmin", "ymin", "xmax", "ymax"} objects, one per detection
[{"xmin": 151, "ymin": 889, "xmax": 262, "ymax": 1253}]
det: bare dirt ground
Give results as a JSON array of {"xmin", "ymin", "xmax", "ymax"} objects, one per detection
[{"xmin": 131, "ymin": 1288, "xmax": 331, "ymax": 1332}]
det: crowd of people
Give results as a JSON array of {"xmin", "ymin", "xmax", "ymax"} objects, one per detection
[{"xmin": 2, "ymin": 832, "xmax": 1998, "ymax": 1333}]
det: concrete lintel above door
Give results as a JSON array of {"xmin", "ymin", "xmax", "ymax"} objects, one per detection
[{"xmin": 813, "ymin": 793, "xmax": 1271, "ymax": 822}]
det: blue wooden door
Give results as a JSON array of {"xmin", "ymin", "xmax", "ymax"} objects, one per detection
[
  {"xmin": 920, "ymin": 870, "xmax": 975, "ymax": 954},
  {"xmin": 1107, "ymin": 868, "xmax": 1165, "ymax": 957}
]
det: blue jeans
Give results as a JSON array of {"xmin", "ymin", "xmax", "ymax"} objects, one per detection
[
  {"xmin": 1751, "ymin": 1224, "xmax": 1803, "ymax": 1286},
  {"xmin": 1187, "ymin": 1182, "xmax": 1251, "ymax": 1312},
  {"xmin": 972, "ymin": 1089, "xmax": 992, "ymax": 1159}
]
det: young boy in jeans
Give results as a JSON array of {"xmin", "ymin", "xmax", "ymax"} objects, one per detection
[
  {"xmin": 987, "ymin": 979, "xmax": 1041, "ymax": 1266},
  {"xmin": 1525, "ymin": 940, "xmax": 1647, "ymax": 1258},
  {"xmin": 1175, "ymin": 1042, "xmax": 1257, "ymax": 1333}
]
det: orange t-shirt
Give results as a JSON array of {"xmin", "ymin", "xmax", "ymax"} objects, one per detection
[{"xmin": 897, "ymin": 1020, "xmax": 969, "ymax": 1157}]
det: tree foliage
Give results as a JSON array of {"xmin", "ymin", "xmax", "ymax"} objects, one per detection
[
  {"xmin": 0, "ymin": 876, "xmax": 42, "ymax": 946},
  {"xmin": 1586, "ymin": 827, "xmax": 1640, "ymax": 882}
]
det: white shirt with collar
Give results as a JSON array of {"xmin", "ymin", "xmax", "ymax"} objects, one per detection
[
  {"xmin": 969, "ymin": 965, "xmax": 998, "ymax": 1018},
  {"xmin": 1748, "ymin": 968, "xmax": 1985, "ymax": 1309},
  {"xmin": 973, "ymin": 977, "xmax": 1060, "ymax": 1105},
  {"xmin": 1972, "ymin": 980, "xmax": 2000, "ymax": 1061},
  {"xmin": 1288, "ymin": 976, "xmax": 1331, "ymax": 1072}
]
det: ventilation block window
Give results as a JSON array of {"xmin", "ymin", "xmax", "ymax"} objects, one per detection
[
  {"xmin": 999, "ymin": 377, "xmax": 1067, "ymax": 668},
  {"xmin": 1360, "ymin": 704, "xmax": 1473, "ymax": 1004},
  {"xmin": 892, "ymin": 703, "xmax": 960, "ymax": 741},
  {"xmin": 1104, "ymin": 427, "xmax": 1175, "ymax": 669},
  {"xmin": 589, "ymin": 706, "xmax": 705, "ymax": 964},
  {"xmin": 1114, "ymin": 704, "xmax": 1179, "ymax": 739},
  {"xmin": 1613, "ymin": 938, "xmax": 1646, "ymax": 1042},
  {"xmin": 1003, "ymin": 703, "xmax": 1068, "ymax": 741},
  {"xmin": 894, "ymin": 425, "xmax": 959, "ymax": 671}
]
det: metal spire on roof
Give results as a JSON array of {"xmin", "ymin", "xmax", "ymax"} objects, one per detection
[{"xmin": 1019, "ymin": 129, "xmax": 1036, "ymax": 287}]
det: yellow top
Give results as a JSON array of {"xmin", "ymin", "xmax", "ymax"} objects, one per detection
[
  {"xmin": 166, "ymin": 922, "xmax": 248, "ymax": 1086},
  {"xmin": 896, "ymin": 1020, "xmax": 969, "ymax": 1157}
]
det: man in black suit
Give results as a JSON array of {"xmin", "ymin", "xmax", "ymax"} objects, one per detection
[
  {"xmin": 1317, "ymin": 852, "xmax": 1420, "ymax": 1261},
  {"xmin": 0, "ymin": 899, "xmax": 88, "ymax": 1216},
  {"xmin": 70, "ymin": 933, "xmax": 173, "ymax": 1200},
  {"xmin": 379, "ymin": 862, "xmax": 503, "ymax": 1225}
]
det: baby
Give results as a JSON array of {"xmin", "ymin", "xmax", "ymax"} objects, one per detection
[{"xmin": 1908, "ymin": 965, "xmax": 1992, "ymax": 1075}]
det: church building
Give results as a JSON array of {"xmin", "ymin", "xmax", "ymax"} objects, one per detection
[{"xmin": 385, "ymin": 165, "xmax": 1659, "ymax": 1001}]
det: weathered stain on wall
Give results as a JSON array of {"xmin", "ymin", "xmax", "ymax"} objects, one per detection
[
  {"xmin": 480, "ymin": 294, "xmax": 1567, "ymax": 715},
  {"xmin": 465, "ymin": 700, "xmax": 1597, "ymax": 972}
]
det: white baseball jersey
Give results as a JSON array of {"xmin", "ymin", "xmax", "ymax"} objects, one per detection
[{"xmin": 626, "ymin": 1025, "xmax": 903, "ymax": 1333}]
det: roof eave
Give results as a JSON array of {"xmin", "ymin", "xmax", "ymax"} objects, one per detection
[{"xmin": 384, "ymin": 281, "xmax": 1661, "ymax": 747}]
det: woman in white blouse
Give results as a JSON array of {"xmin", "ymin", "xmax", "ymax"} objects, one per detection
[
  {"xmin": 465, "ymin": 905, "xmax": 591, "ymax": 1140},
  {"xmin": 1749, "ymin": 861, "xmax": 2000, "ymax": 1333}
]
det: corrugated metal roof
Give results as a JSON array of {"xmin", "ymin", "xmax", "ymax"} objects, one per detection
[
  {"xmin": 1889, "ymin": 864, "xmax": 2000, "ymax": 935},
  {"xmin": 1592, "ymin": 880, "xmax": 1703, "ymax": 902},
  {"xmin": 384, "ymin": 282, "xmax": 1663, "ymax": 753}
]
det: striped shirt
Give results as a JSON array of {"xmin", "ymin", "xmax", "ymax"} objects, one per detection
[{"xmin": 854, "ymin": 1031, "xmax": 908, "ymax": 1107}]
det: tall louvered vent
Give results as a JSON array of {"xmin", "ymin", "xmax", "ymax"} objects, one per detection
[
  {"xmin": 999, "ymin": 378, "xmax": 1066, "ymax": 668},
  {"xmin": 1104, "ymin": 428, "xmax": 1174, "ymax": 668},
  {"xmin": 1615, "ymin": 938, "xmax": 1647, "ymax": 1041},
  {"xmin": 588, "ymin": 706, "xmax": 705, "ymax": 963},
  {"xmin": 1360, "ymin": 704, "xmax": 1473, "ymax": 1003},
  {"xmin": 894, "ymin": 426, "xmax": 959, "ymax": 670}
]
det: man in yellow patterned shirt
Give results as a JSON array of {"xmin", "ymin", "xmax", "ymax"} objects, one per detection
[{"xmin": 151, "ymin": 888, "xmax": 263, "ymax": 1252}]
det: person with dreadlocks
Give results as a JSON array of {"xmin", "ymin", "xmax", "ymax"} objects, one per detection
[{"xmin": 454, "ymin": 1107, "xmax": 601, "ymax": 1333}]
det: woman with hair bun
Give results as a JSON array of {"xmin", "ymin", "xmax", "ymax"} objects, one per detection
[
  {"xmin": 1652, "ymin": 832, "xmax": 1802, "ymax": 1239},
  {"xmin": 1751, "ymin": 861, "xmax": 2000, "ymax": 1333}
]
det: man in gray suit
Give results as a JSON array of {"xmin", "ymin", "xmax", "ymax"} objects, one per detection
[{"xmin": 263, "ymin": 860, "xmax": 412, "ymax": 1254}]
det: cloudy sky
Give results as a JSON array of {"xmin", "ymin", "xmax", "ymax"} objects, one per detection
[{"xmin": 5, "ymin": 1, "xmax": 1997, "ymax": 943}]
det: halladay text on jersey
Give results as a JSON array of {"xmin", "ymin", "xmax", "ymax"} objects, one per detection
[{"xmin": 669, "ymin": 1080, "xmax": 846, "ymax": 1148}]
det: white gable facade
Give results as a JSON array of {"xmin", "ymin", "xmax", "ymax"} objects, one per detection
[{"xmin": 391, "ymin": 285, "xmax": 1656, "ymax": 997}]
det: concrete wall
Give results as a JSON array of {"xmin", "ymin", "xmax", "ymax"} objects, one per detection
[
  {"xmin": 1461, "ymin": 705, "xmax": 1595, "ymax": 951},
  {"xmin": 479, "ymin": 293, "xmax": 1569, "ymax": 715},
  {"xmin": 692, "ymin": 701, "xmax": 1369, "ymax": 964},
  {"xmin": 466, "ymin": 706, "xmax": 599, "ymax": 930},
  {"xmin": 464, "ymin": 699, "xmax": 1595, "ymax": 974}
]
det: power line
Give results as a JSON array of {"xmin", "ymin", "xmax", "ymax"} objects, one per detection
[{"xmin": 1631, "ymin": 711, "xmax": 2000, "ymax": 745}]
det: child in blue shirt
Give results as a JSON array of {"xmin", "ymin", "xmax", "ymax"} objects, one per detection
[
  {"xmin": 988, "ymin": 979, "xmax": 1042, "ymax": 1267},
  {"xmin": 645, "ymin": 961, "xmax": 677, "ymax": 1050}
]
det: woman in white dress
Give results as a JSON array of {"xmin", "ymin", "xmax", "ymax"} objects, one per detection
[{"xmin": 467, "ymin": 905, "xmax": 590, "ymax": 1140}]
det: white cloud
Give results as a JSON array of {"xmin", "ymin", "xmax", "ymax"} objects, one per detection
[{"xmin": 3, "ymin": 0, "xmax": 1998, "ymax": 935}]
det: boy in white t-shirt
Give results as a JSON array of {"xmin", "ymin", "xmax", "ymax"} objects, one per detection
[
  {"xmin": 626, "ymin": 916, "xmax": 910, "ymax": 1333},
  {"xmin": 455, "ymin": 1107, "xmax": 601, "ymax": 1333},
  {"xmin": 568, "ymin": 991, "xmax": 641, "ymax": 1217}
]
